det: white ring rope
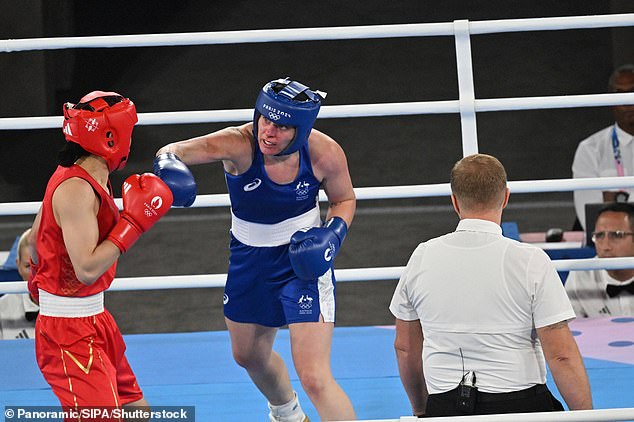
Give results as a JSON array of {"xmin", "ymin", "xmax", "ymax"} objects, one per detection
[
  {"xmin": 1, "ymin": 14, "xmax": 632, "ymax": 53},
  {"xmin": 2, "ymin": 257, "xmax": 634, "ymax": 294},
  {"xmin": 2, "ymin": 176, "xmax": 634, "ymax": 216},
  {"xmin": 2, "ymin": 92, "xmax": 634, "ymax": 130}
]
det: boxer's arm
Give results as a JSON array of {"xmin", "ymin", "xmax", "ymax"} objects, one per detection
[
  {"xmin": 26, "ymin": 211, "xmax": 41, "ymax": 302},
  {"xmin": 310, "ymin": 131, "xmax": 356, "ymax": 227},
  {"xmin": 28, "ymin": 207, "xmax": 42, "ymax": 266},
  {"xmin": 53, "ymin": 178, "xmax": 121, "ymax": 285},
  {"xmin": 289, "ymin": 132, "xmax": 355, "ymax": 280},
  {"xmin": 156, "ymin": 123, "xmax": 253, "ymax": 168}
]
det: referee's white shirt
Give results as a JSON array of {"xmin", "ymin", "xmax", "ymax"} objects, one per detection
[{"xmin": 390, "ymin": 219, "xmax": 575, "ymax": 394}]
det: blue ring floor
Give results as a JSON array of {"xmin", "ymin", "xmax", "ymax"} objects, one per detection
[{"xmin": 2, "ymin": 319, "xmax": 633, "ymax": 420}]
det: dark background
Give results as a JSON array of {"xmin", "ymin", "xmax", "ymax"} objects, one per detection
[{"xmin": 0, "ymin": 0, "xmax": 632, "ymax": 333}]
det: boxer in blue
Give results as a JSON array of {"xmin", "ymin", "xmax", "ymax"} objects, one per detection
[{"xmin": 154, "ymin": 78, "xmax": 356, "ymax": 421}]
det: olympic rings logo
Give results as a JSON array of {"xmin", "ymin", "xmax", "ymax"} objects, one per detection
[{"xmin": 268, "ymin": 112, "xmax": 281, "ymax": 121}]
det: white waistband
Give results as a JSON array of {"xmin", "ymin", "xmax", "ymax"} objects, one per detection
[
  {"xmin": 39, "ymin": 289, "xmax": 104, "ymax": 317},
  {"xmin": 231, "ymin": 206, "xmax": 321, "ymax": 247}
]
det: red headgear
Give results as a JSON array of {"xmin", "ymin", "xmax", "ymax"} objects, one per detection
[{"xmin": 62, "ymin": 91, "xmax": 138, "ymax": 171}]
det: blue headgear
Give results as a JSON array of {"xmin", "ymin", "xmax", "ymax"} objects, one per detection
[{"xmin": 253, "ymin": 78, "xmax": 325, "ymax": 156}]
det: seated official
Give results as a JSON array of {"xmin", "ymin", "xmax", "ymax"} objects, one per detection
[
  {"xmin": 566, "ymin": 202, "xmax": 634, "ymax": 317},
  {"xmin": 0, "ymin": 229, "xmax": 39, "ymax": 339},
  {"xmin": 571, "ymin": 64, "xmax": 634, "ymax": 230}
]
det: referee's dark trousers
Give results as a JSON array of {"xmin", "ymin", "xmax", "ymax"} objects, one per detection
[{"xmin": 425, "ymin": 384, "xmax": 564, "ymax": 417}]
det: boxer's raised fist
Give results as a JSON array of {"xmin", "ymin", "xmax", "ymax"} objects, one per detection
[
  {"xmin": 153, "ymin": 153, "xmax": 197, "ymax": 207},
  {"xmin": 108, "ymin": 173, "xmax": 173, "ymax": 253},
  {"xmin": 289, "ymin": 217, "xmax": 348, "ymax": 280}
]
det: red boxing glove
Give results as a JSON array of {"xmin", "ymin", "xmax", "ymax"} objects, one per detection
[{"xmin": 108, "ymin": 173, "xmax": 173, "ymax": 253}]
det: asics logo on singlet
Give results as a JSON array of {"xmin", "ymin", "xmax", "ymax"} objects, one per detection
[
  {"xmin": 223, "ymin": 294, "xmax": 229, "ymax": 305},
  {"xmin": 324, "ymin": 241, "xmax": 335, "ymax": 262},
  {"xmin": 243, "ymin": 178, "xmax": 262, "ymax": 192},
  {"xmin": 85, "ymin": 118, "xmax": 99, "ymax": 132}
]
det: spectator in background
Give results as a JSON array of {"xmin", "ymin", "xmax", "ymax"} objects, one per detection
[
  {"xmin": 572, "ymin": 64, "xmax": 634, "ymax": 230},
  {"xmin": 566, "ymin": 202, "xmax": 634, "ymax": 317},
  {"xmin": 391, "ymin": 154, "xmax": 592, "ymax": 417},
  {"xmin": 0, "ymin": 228, "xmax": 39, "ymax": 339}
]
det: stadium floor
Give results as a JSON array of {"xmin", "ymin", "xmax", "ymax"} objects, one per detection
[{"xmin": 2, "ymin": 317, "xmax": 633, "ymax": 421}]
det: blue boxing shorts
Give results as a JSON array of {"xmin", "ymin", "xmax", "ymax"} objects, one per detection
[{"xmin": 223, "ymin": 234, "xmax": 336, "ymax": 327}]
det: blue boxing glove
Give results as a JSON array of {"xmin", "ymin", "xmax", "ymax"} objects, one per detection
[
  {"xmin": 153, "ymin": 152, "xmax": 197, "ymax": 207},
  {"xmin": 289, "ymin": 217, "xmax": 348, "ymax": 280}
]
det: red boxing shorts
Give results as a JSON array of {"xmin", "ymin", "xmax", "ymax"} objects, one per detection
[{"xmin": 35, "ymin": 309, "xmax": 143, "ymax": 417}]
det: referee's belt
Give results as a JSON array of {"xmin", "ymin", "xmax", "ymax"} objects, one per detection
[{"xmin": 434, "ymin": 383, "xmax": 548, "ymax": 403}]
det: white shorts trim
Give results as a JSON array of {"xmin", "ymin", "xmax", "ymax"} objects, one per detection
[
  {"xmin": 318, "ymin": 269, "xmax": 335, "ymax": 322},
  {"xmin": 231, "ymin": 206, "xmax": 321, "ymax": 247},
  {"xmin": 39, "ymin": 289, "xmax": 104, "ymax": 317}
]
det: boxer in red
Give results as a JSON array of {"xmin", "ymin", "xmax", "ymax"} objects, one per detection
[{"xmin": 27, "ymin": 91, "xmax": 173, "ymax": 420}]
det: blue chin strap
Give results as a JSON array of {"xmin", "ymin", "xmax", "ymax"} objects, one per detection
[{"xmin": 253, "ymin": 78, "xmax": 324, "ymax": 156}]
